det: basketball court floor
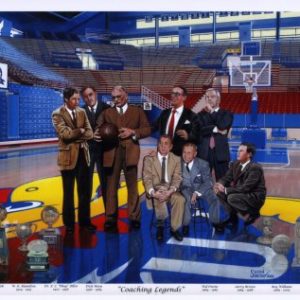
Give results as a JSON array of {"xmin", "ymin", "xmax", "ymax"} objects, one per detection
[{"xmin": 0, "ymin": 137, "xmax": 300, "ymax": 283}]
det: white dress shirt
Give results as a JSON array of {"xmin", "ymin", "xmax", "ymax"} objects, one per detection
[
  {"xmin": 165, "ymin": 105, "xmax": 184, "ymax": 136},
  {"xmin": 116, "ymin": 103, "xmax": 128, "ymax": 114}
]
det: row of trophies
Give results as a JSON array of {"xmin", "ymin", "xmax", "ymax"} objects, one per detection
[{"xmin": 0, "ymin": 205, "xmax": 61, "ymax": 271}]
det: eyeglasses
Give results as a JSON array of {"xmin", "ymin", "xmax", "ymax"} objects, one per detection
[
  {"xmin": 171, "ymin": 92, "xmax": 183, "ymax": 97},
  {"xmin": 111, "ymin": 95, "xmax": 122, "ymax": 100}
]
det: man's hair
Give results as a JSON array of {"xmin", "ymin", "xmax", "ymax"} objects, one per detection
[
  {"xmin": 174, "ymin": 86, "xmax": 188, "ymax": 96},
  {"xmin": 80, "ymin": 86, "xmax": 96, "ymax": 95},
  {"xmin": 63, "ymin": 87, "xmax": 79, "ymax": 102},
  {"xmin": 112, "ymin": 85, "xmax": 127, "ymax": 94},
  {"xmin": 240, "ymin": 142, "xmax": 256, "ymax": 158},
  {"xmin": 183, "ymin": 142, "xmax": 197, "ymax": 151},
  {"xmin": 158, "ymin": 134, "xmax": 173, "ymax": 145}
]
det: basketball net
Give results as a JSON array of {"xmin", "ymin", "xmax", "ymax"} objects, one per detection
[{"xmin": 244, "ymin": 77, "xmax": 256, "ymax": 93}]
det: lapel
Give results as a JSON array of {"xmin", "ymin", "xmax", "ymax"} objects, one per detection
[
  {"xmin": 61, "ymin": 106, "xmax": 75, "ymax": 128},
  {"xmin": 162, "ymin": 109, "xmax": 171, "ymax": 131},
  {"xmin": 175, "ymin": 108, "xmax": 188, "ymax": 131},
  {"xmin": 153, "ymin": 155, "xmax": 162, "ymax": 182},
  {"xmin": 190, "ymin": 158, "xmax": 199, "ymax": 179}
]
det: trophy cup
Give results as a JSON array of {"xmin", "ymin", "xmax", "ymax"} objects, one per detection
[
  {"xmin": 292, "ymin": 217, "xmax": 300, "ymax": 267},
  {"xmin": 26, "ymin": 239, "xmax": 49, "ymax": 271},
  {"xmin": 0, "ymin": 206, "xmax": 9, "ymax": 265},
  {"xmin": 39, "ymin": 206, "xmax": 60, "ymax": 245},
  {"xmin": 257, "ymin": 216, "xmax": 274, "ymax": 245},
  {"xmin": 16, "ymin": 222, "xmax": 37, "ymax": 251}
]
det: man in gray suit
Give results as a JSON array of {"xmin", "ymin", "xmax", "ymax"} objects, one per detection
[{"xmin": 180, "ymin": 143, "xmax": 228, "ymax": 235}]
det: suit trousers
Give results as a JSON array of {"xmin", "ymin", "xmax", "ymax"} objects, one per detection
[
  {"xmin": 88, "ymin": 146, "xmax": 107, "ymax": 208},
  {"xmin": 154, "ymin": 192, "xmax": 184, "ymax": 231},
  {"xmin": 217, "ymin": 191, "xmax": 262, "ymax": 216},
  {"xmin": 61, "ymin": 149, "xmax": 91, "ymax": 227},
  {"xmin": 208, "ymin": 148, "xmax": 229, "ymax": 181},
  {"xmin": 105, "ymin": 144, "xmax": 140, "ymax": 223}
]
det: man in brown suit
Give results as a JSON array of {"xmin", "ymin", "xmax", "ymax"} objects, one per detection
[
  {"xmin": 52, "ymin": 87, "xmax": 95, "ymax": 234},
  {"xmin": 142, "ymin": 135, "xmax": 185, "ymax": 242},
  {"xmin": 214, "ymin": 142, "xmax": 266, "ymax": 231},
  {"xmin": 95, "ymin": 86, "xmax": 151, "ymax": 232}
]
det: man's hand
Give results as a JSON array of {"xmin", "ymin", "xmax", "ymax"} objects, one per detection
[
  {"xmin": 80, "ymin": 128, "xmax": 85, "ymax": 134},
  {"xmin": 119, "ymin": 127, "xmax": 135, "ymax": 139},
  {"xmin": 214, "ymin": 182, "xmax": 225, "ymax": 194},
  {"xmin": 152, "ymin": 190, "xmax": 166, "ymax": 202},
  {"xmin": 93, "ymin": 133, "xmax": 102, "ymax": 142},
  {"xmin": 176, "ymin": 129, "xmax": 188, "ymax": 140},
  {"xmin": 191, "ymin": 192, "xmax": 198, "ymax": 205}
]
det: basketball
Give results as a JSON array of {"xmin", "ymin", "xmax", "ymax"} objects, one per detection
[{"xmin": 98, "ymin": 122, "xmax": 119, "ymax": 145}]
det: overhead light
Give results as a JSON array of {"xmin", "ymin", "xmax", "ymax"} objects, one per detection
[
  {"xmin": 171, "ymin": 14, "xmax": 179, "ymax": 21},
  {"xmin": 219, "ymin": 12, "xmax": 228, "ymax": 17},
  {"xmin": 241, "ymin": 12, "xmax": 251, "ymax": 15},
  {"xmin": 201, "ymin": 12, "xmax": 210, "ymax": 18},
  {"xmin": 230, "ymin": 12, "xmax": 239, "ymax": 16},
  {"xmin": 191, "ymin": 13, "xmax": 200, "ymax": 19},
  {"xmin": 145, "ymin": 16, "xmax": 153, "ymax": 23},
  {"xmin": 161, "ymin": 15, "xmax": 169, "ymax": 22},
  {"xmin": 181, "ymin": 13, "xmax": 189, "ymax": 20}
]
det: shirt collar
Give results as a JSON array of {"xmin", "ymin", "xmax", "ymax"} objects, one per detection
[
  {"xmin": 116, "ymin": 103, "xmax": 128, "ymax": 113},
  {"xmin": 172, "ymin": 105, "xmax": 184, "ymax": 114},
  {"xmin": 65, "ymin": 105, "xmax": 75, "ymax": 116},
  {"xmin": 89, "ymin": 101, "xmax": 98, "ymax": 112},
  {"xmin": 240, "ymin": 160, "xmax": 251, "ymax": 171},
  {"xmin": 211, "ymin": 107, "xmax": 220, "ymax": 113},
  {"xmin": 158, "ymin": 152, "xmax": 169, "ymax": 161}
]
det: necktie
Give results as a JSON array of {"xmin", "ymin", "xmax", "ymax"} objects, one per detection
[
  {"xmin": 161, "ymin": 157, "xmax": 166, "ymax": 184},
  {"xmin": 186, "ymin": 163, "xmax": 190, "ymax": 173},
  {"xmin": 71, "ymin": 110, "xmax": 77, "ymax": 127},
  {"xmin": 167, "ymin": 109, "xmax": 176, "ymax": 138},
  {"xmin": 119, "ymin": 106, "xmax": 123, "ymax": 115},
  {"xmin": 90, "ymin": 107, "xmax": 96, "ymax": 123}
]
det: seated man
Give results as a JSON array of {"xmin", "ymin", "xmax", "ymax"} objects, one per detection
[
  {"xmin": 180, "ymin": 143, "xmax": 227, "ymax": 235},
  {"xmin": 214, "ymin": 142, "xmax": 266, "ymax": 229},
  {"xmin": 142, "ymin": 135, "xmax": 185, "ymax": 242}
]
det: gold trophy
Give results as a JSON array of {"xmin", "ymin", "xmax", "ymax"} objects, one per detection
[
  {"xmin": 40, "ymin": 206, "xmax": 60, "ymax": 245},
  {"xmin": 0, "ymin": 206, "xmax": 9, "ymax": 265}
]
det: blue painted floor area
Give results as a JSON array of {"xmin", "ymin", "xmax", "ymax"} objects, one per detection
[
  {"xmin": 30, "ymin": 201, "xmax": 299, "ymax": 284},
  {"xmin": 0, "ymin": 146, "xmax": 57, "ymax": 160},
  {"xmin": 230, "ymin": 146, "xmax": 289, "ymax": 164}
]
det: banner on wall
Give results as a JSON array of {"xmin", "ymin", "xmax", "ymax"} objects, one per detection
[{"xmin": 0, "ymin": 62, "xmax": 8, "ymax": 89}]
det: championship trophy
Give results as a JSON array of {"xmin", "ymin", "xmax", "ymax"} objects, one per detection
[
  {"xmin": 39, "ymin": 206, "xmax": 60, "ymax": 245},
  {"xmin": 257, "ymin": 216, "xmax": 274, "ymax": 245},
  {"xmin": 292, "ymin": 217, "xmax": 300, "ymax": 267},
  {"xmin": 26, "ymin": 239, "xmax": 49, "ymax": 271},
  {"xmin": 0, "ymin": 206, "xmax": 9, "ymax": 265},
  {"xmin": 15, "ymin": 222, "xmax": 37, "ymax": 251}
]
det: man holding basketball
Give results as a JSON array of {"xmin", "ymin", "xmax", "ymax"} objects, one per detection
[{"xmin": 95, "ymin": 86, "xmax": 151, "ymax": 232}]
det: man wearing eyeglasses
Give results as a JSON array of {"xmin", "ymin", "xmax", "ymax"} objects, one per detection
[
  {"xmin": 153, "ymin": 86, "xmax": 199, "ymax": 157},
  {"xmin": 95, "ymin": 86, "xmax": 151, "ymax": 232}
]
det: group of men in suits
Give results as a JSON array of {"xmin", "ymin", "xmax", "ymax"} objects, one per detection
[{"xmin": 52, "ymin": 85, "xmax": 266, "ymax": 239}]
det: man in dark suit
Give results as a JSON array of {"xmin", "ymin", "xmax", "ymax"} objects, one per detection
[
  {"xmin": 95, "ymin": 86, "xmax": 151, "ymax": 232},
  {"xmin": 153, "ymin": 86, "xmax": 199, "ymax": 157},
  {"xmin": 197, "ymin": 88, "xmax": 233, "ymax": 181},
  {"xmin": 81, "ymin": 86, "xmax": 109, "ymax": 208},
  {"xmin": 180, "ymin": 143, "xmax": 228, "ymax": 235},
  {"xmin": 52, "ymin": 87, "xmax": 96, "ymax": 234},
  {"xmin": 214, "ymin": 142, "xmax": 266, "ymax": 229}
]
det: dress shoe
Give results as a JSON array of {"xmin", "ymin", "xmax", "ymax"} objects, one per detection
[
  {"xmin": 182, "ymin": 225, "xmax": 189, "ymax": 236},
  {"xmin": 226, "ymin": 213, "xmax": 239, "ymax": 229},
  {"xmin": 104, "ymin": 221, "xmax": 118, "ymax": 233},
  {"xmin": 244, "ymin": 213, "xmax": 260, "ymax": 226},
  {"xmin": 65, "ymin": 226, "xmax": 74, "ymax": 234},
  {"xmin": 156, "ymin": 226, "xmax": 164, "ymax": 241},
  {"xmin": 212, "ymin": 223, "xmax": 225, "ymax": 233},
  {"xmin": 170, "ymin": 230, "xmax": 183, "ymax": 242},
  {"xmin": 80, "ymin": 223, "xmax": 97, "ymax": 232},
  {"xmin": 130, "ymin": 220, "xmax": 141, "ymax": 229}
]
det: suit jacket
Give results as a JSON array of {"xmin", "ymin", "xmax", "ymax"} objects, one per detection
[
  {"xmin": 218, "ymin": 160, "xmax": 266, "ymax": 202},
  {"xmin": 180, "ymin": 157, "xmax": 214, "ymax": 196},
  {"xmin": 142, "ymin": 152, "xmax": 182, "ymax": 208},
  {"xmin": 52, "ymin": 106, "xmax": 93, "ymax": 170},
  {"xmin": 153, "ymin": 107, "xmax": 199, "ymax": 156},
  {"xmin": 95, "ymin": 105, "xmax": 151, "ymax": 167},
  {"xmin": 197, "ymin": 108, "xmax": 233, "ymax": 162},
  {"xmin": 83, "ymin": 100, "xmax": 109, "ymax": 152}
]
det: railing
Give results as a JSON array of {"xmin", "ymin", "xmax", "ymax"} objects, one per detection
[{"xmin": 141, "ymin": 86, "xmax": 171, "ymax": 110}]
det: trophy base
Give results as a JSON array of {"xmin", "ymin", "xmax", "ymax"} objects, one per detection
[
  {"xmin": 257, "ymin": 235, "xmax": 273, "ymax": 245},
  {"xmin": 292, "ymin": 258, "xmax": 300, "ymax": 268},
  {"xmin": 27, "ymin": 263, "xmax": 49, "ymax": 272},
  {"xmin": 27, "ymin": 256, "xmax": 49, "ymax": 272},
  {"xmin": 40, "ymin": 228, "xmax": 61, "ymax": 245}
]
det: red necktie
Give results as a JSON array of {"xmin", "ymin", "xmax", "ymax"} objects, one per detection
[{"xmin": 167, "ymin": 109, "xmax": 176, "ymax": 138}]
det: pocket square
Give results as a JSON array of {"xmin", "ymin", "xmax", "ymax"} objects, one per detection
[
  {"xmin": 184, "ymin": 120, "xmax": 191, "ymax": 124},
  {"xmin": 196, "ymin": 174, "xmax": 201, "ymax": 177}
]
